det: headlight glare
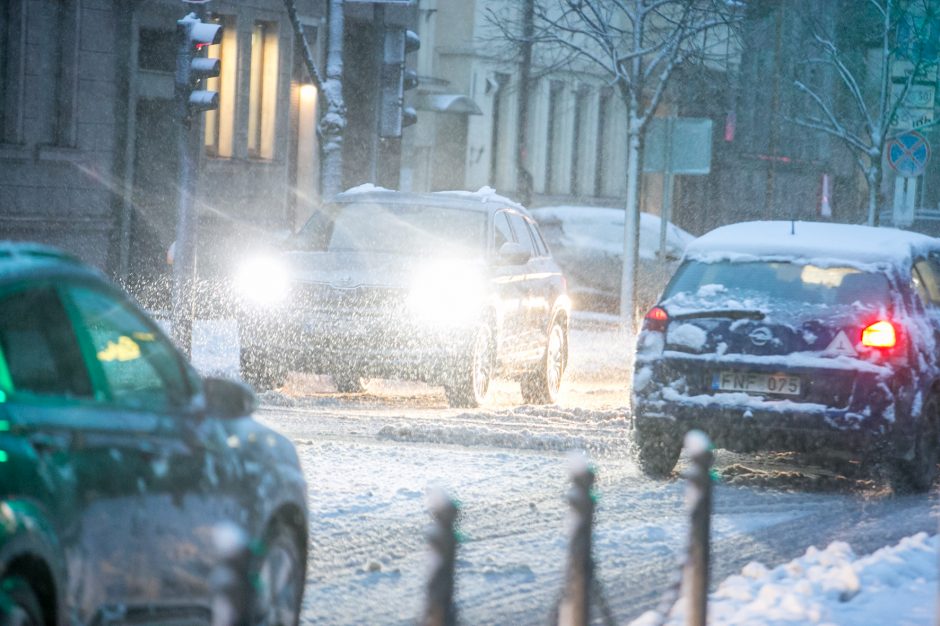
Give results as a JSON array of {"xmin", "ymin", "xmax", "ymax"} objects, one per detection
[
  {"xmin": 409, "ymin": 264, "xmax": 485, "ymax": 323},
  {"xmin": 235, "ymin": 256, "xmax": 290, "ymax": 305}
]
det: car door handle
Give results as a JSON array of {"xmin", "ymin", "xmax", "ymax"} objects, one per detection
[{"xmin": 29, "ymin": 432, "xmax": 72, "ymax": 454}]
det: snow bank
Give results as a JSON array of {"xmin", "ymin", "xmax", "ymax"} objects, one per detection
[{"xmin": 633, "ymin": 532, "xmax": 938, "ymax": 626}]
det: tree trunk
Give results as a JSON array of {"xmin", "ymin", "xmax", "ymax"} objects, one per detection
[
  {"xmin": 620, "ymin": 117, "xmax": 642, "ymax": 333},
  {"xmin": 320, "ymin": 0, "xmax": 346, "ymax": 199},
  {"xmin": 867, "ymin": 160, "xmax": 881, "ymax": 226}
]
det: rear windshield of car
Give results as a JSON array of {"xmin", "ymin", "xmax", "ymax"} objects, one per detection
[
  {"xmin": 299, "ymin": 202, "xmax": 486, "ymax": 256},
  {"xmin": 663, "ymin": 260, "xmax": 892, "ymax": 307}
]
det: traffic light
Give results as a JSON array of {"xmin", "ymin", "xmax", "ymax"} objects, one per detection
[
  {"xmin": 176, "ymin": 13, "xmax": 222, "ymax": 125},
  {"xmin": 378, "ymin": 28, "xmax": 420, "ymax": 138}
]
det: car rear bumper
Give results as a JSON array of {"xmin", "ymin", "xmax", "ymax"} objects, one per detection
[
  {"xmin": 631, "ymin": 350, "xmax": 916, "ymax": 458},
  {"xmin": 632, "ymin": 394, "xmax": 912, "ymax": 459}
]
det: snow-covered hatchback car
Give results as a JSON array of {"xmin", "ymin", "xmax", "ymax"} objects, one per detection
[{"xmin": 632, "ymin": 221, "xmax": 940, "ymax": 491}]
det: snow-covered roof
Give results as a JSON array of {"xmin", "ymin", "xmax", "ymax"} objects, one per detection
[
  {"xmin": 685, "ymin": 221, "xmax": 940, "ymax": 268},
  {"xmin": 335, "ymin": 186, "xmax": 530, "ymax": 215},
  {"xmin": 531, "ymin": 205, "xmax": 694, "ymax": 260}
]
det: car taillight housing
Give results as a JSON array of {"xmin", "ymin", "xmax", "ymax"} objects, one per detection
[
  {"xmin": 644, "ymin": 306, "xmax": 669, "ymax": 332},
  {"xmin": 861, "ymin": 320, "xmax": 897, "ymax": 349}
]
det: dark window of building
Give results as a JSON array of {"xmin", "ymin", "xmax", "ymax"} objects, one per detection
[
  {"xmin": 594, "ymin": 89, "xmax": 611, "ymax": 197},
  {"xmin": 1, "ymin": 0, "xmax": 25, "ymax": 144},
  {"xmin": 571, "ymin": 88, "xmax": 588, "ymax": 196},
  {"xmin": 55, "ymin": 0, "xmax": 80, "ymax": 147},
  {"xmin": 139, "ymin": 28, "xmax": 177, "ymax": 73},
  {"xmin": 545, "ymin": 81, "xmax": 563, "ymax": 192}
]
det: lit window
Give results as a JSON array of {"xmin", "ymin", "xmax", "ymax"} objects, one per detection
[
  {"xmin": 204, "ymin": 15, "xmax": 237, "ymax": 158},
  {"xmin": 248, "ymin": 21, "xmax": 279, "ymax": 159}
]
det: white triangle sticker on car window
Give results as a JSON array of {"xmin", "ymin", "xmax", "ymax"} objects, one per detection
[{"xmin": 824, "ymin": 330, "xmax": 857, "ymax": 356}]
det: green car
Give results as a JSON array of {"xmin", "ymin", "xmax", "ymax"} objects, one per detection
[{"xmin": 0, "ymin": 244, "xmax": 308, "ymax": 625}]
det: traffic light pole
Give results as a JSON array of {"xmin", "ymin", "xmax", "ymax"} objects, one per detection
[
  {"xmin": 171, "ymin": 1, "xmax": 219, "ymax": 358},
  {"xmin": 172, "ymin": 16, "xmax": 199, "ymax": 357}
]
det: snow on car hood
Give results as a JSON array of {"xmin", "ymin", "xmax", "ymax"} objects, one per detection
[{"xmin": 282, "ymin": 249, "xmax": 484, "ymax": 289}]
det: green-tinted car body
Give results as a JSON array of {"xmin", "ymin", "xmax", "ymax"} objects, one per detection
[{"xmin": 0, "ymin": 244, "xmax": 308, "ymax": 625}]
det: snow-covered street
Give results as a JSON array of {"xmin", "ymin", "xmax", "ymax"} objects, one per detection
[{"xmin": 187, "ymin": 319, "xmax": 940, "ymax": 625}]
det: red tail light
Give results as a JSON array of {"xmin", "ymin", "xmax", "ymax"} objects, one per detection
[
  {"xmin": 644, "ymin": 306, "xmax": 669, "ymax": 332},
  {"xmin": 861, "ymin": 320, "xmax": 896, "ymax": 348}
]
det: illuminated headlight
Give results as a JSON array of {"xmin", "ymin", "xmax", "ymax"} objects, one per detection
[
  {"xmin": 408, "ymin": 264, "xmax": 485, "ymax": 323},
  {"xmin": 234, "ymin": 256, "xmax": 290, "ymax": 305}
]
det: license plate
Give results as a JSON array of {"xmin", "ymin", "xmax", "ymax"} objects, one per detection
[{"xmin": 712, "ymin": 371, "xmax": 801, "ymax": 396}]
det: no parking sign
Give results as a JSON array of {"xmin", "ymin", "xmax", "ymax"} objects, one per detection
[{"xmin": 887, "ymin": 131, "xmax": 930, "ymax": 177}]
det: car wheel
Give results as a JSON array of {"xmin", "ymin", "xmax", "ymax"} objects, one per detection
[
  {"xmin": 331, "ymin": 370, "xmax": 365, "ymax": 394},
  {"xmin": 520, "ymin": 318, "xmax": 567, "ymax": 405},
  {"xmin": 251, "ymin": 522, "xmax": 305, "ymax": 626},
  {"xmin": 0, "ymin": 576, "xmax": 43, "ymax": 626},
  {"xmin": 444, "ymin": 324, "xmax": 495, "ymax": 408},
  {"xmin": 240, "ymin": 348, "xmax": 286, "ymax": 391},
  {"xmin": 634, "ymin": 425, "xmax": 683, "ymax": 478},
  {"xmin": 889, "ymin": 395, "xmax": 939, "ymax": 494}
]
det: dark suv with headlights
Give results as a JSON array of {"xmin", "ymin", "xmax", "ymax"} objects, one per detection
[
  {"xmin": 0, "ymin": 243, "xmax": 308, "ymax": 624},
  {"xmin": 633, "ymin": 220, "xmax": 940, "ymax": 491},
  {"xmin": 236, "ymin": 188, "xmax": 570, "ymax": 407}
]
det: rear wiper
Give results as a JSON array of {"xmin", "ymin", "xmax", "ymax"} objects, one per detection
[{"xmin": 670, "ymin": 309, "xmax": 766, "ymax": 321}]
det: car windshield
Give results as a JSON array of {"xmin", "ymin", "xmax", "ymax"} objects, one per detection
[
  {"xmin": 663, "ymin": 260, "xmax": 892, "ymax": 308},
  {"xmin": 299, "ymin": 202, "xmax": 486, "ymax": 257}
]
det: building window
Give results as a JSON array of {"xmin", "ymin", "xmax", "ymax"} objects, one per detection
[
  {"xmin": 204, "ymin": 15, "xmax": 237, "ymax": 158},
  {"xmin": 248, "ymin": 21, "xmax": 279, "ymax": 160},
  {"xmin": 1, "ymin": 0, "xmax": 25, "ymax": 144},
  {"xmin": 594, "ymin": 89, "xmax": 611, "ymax": 197},
  {"xmin": 571, "ymin": 88, "xmax": 589, "ymax": 196},
  {"xmin": 138, "ymin": 28, "xmax": 177, "ymax": 72},
  {"xmin": 55, "ymin": 0, "xmax": 80, "ymax": 147},
  {"xmin": 545, "ymin": 81, "xmax": 563, "ymax": 193}
]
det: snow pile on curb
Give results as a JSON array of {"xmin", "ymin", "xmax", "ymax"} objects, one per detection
[{"xmin": 632, "ymin": 532, "xmax": 938, "ymax": 625}]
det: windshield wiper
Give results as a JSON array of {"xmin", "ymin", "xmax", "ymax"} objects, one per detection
[{"xmin": 670, "ymin": 309, "xmax": 766, "ymax": 321}]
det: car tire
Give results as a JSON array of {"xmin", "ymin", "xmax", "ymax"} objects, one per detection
[
  {"xmin": 889, "ymin": 395, "xmax": 939, "ymax": 494},
  {"xmin": 520, "ymin": 318, "xmax": 567, "ymax": 405},
  {"xmin": 251, "ymin": 521, "xmax": 305, "ymax": 626},
  {"xmin": 331, "ymin": 370, "xmax": 365, "ymax": 394},
  {"xmin": 634, "ymin": 425, "xmax": 683, "ymax": 478},
  {"xmin": 444, "ymin": 324, "xmax": 495, "ymax": 408},
  {"xmin": 240, "ymin": 347, "xmax": 287, "ymax": 391},
  {"xmin": 0, "ymin": 575, "xmax": 43, "ymax": 626}
]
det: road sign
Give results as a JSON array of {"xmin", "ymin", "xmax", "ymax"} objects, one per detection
[
  {"xmin": 643, "ymin": 117, "xmax": 713, "ymax": 174},
  {"xmin": 886, "ymin": 131, "xmax": 930, "ymax": 177}
]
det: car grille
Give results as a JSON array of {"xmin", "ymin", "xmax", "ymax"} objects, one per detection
[{"xmin": 294, "ymin": 283, "xmax": 408, "ymax": 317}]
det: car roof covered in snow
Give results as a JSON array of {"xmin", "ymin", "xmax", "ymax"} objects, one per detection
[
  {"xmin": 684, "ymin": 221, "xmax": 940, "ymax": 269},
  {"xmin": 0, "ymin": 241, "xmax": 106, "ymax": 285},
  {"xmin": 332, "ymin": 185, "xmax": 532, "ymax": 216}
]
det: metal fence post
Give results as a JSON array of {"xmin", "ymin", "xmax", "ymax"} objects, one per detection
[
  {"xmin": 557, "ymin": 456, "xmax": 596, "ymax": 626},
  {"xmin": 422, "ymin": 490, "xmax": 460, "ymax": 626},
  {"xmin": 683, "ymin": 430, "xmax": 714, "ymax": 626}
]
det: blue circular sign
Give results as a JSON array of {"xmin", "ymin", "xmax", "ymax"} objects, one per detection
[{"xmin": 887, "ymin": 131, "xmax": 930, "ymax": 177}]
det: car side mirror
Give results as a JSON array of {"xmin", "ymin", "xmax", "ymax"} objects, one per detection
[
  {"xmin": 203, "ymin": 377, "xmax": 258, "ymax": 418},
  {"xmin": 497, "ymin": 241, "xmax": 531, "ymax": 265}
]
